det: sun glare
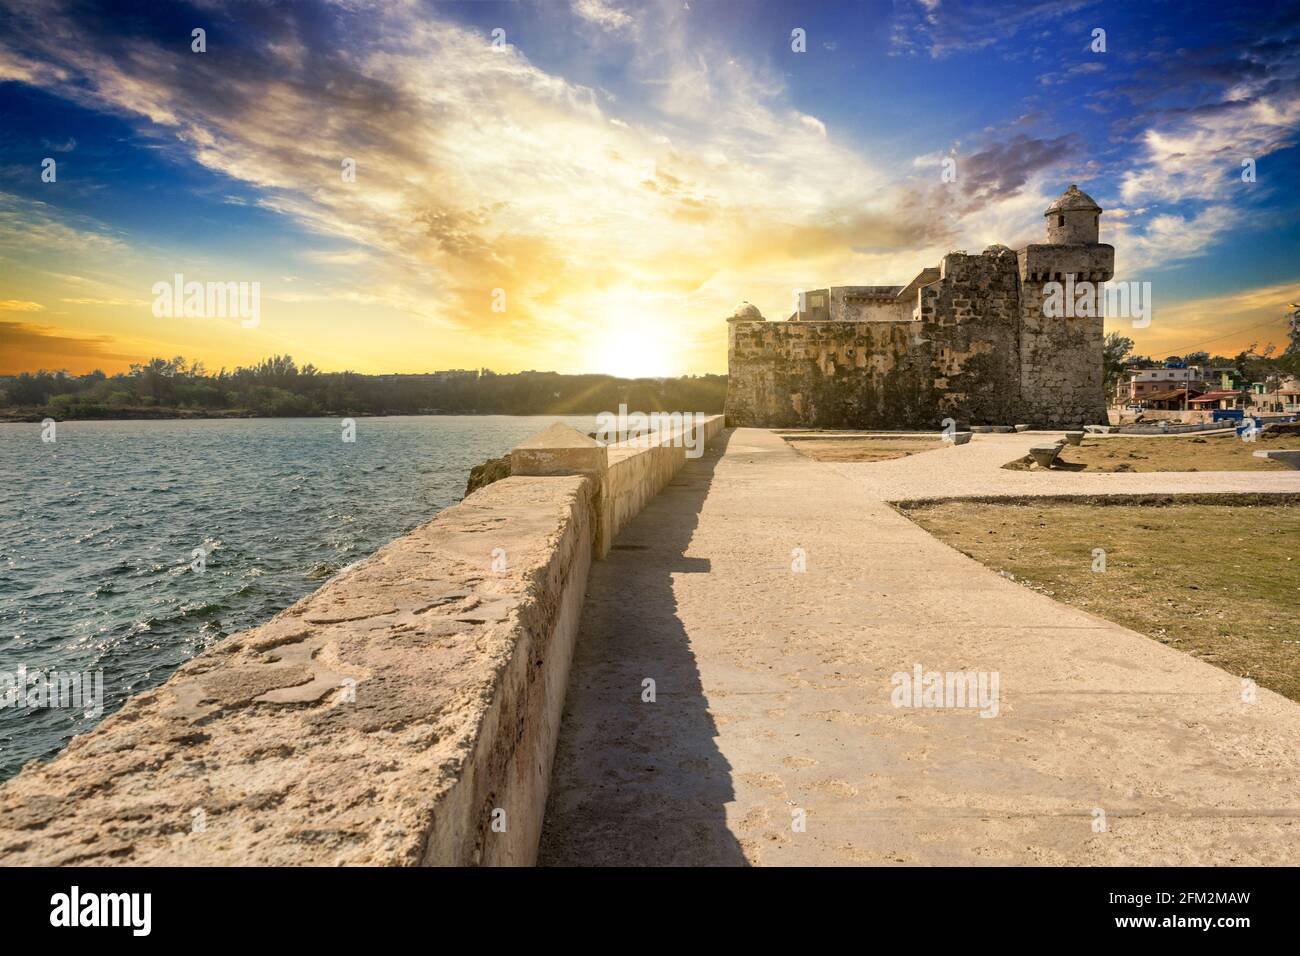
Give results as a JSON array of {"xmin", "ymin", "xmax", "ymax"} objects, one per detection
[{"xmin": 594, "ymin": 321, "xmax": 678, "ymax": 379}]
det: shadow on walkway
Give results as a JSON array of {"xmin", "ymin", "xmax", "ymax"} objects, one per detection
[{"xmin": 537, "ymin": 430, "xmax": 746, "ymax": 865}]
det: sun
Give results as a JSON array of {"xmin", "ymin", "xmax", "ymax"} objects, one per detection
[{"xmin": 593, "ymin": 319, "xmax": 679, "ymax": 379}]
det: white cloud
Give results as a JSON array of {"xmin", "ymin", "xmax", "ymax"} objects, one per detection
[
  {"xmin": 1113, "ymin": 205, "xmax": 1238, "ymax": 280},
  {"xmin": 572, "ymin": 0, "xmax": 633, "ymax": 33},
  {"xmin": 798, "ymin": 114, "xmax": 828, "ymax": 137},
  {"xmin": 1120, "ymin": 69, "xmax": 1300, "ymax": 207}
]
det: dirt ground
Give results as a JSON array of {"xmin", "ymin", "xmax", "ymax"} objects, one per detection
[
  {"xmin": 784, "ymin": 436, "xmax": 943, "ymax": 462},
  {"xmin": 1004, "ymin": 432, "xmax": 1292, "ymax": 472},
  {"xmin": 902, "ymin": 497, "xmax": 1300, "ymax": 702}
]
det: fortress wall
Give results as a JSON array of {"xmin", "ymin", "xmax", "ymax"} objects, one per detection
[
  {"xmin": 833, "ymin": 299, "xmax": 910, "ymax": 322},
  {"xmin": 0, "ymin": 416, "xmax": 726, "ymax": 866},
  {"xmin": 1018, "ymin": 282, "xmax": 1108, "ymax": 427},
  {"xmin": 725, "ymin": 319, "xmax": 936, "ymax": 428},
  {"xmin": 726, "ymin": 247, "xmax": 1112, "ymax": 430},
  {"xmin": 829, "ymin": 289, "xmax": 911, "ymax": 322},
  {"xmin": 920, "ymin": 252, "xmax": 1023, "ymax": 426},
  {"xmin": 725, "ymin": 252, "xmax": 1025, "ymax": 430},
  {"xmin": 1016, "ymin": 244, "xmax": 1113, "ymax": 427}
]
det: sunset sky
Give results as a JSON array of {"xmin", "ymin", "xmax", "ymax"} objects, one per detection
[{"xmin": 1, "ymin": 0, "xmax": 1297, "ymax": 378}]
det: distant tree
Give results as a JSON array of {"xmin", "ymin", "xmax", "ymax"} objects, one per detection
[
  {"xmin": 0, "ymin": 355, "xmax": 728, "ymax": 418},
  {"xmin": 1103, "ymin": 332, "xmax": 1135, "ymax": 391},
  {"xmin": 1234, "ymin": 342, "xmax": 1279, "ymax": 388}
]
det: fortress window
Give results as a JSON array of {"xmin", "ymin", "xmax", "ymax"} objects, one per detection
[{"xmin": 1058, "ymin": 215, "xmax": 1065, "ymax": 227}]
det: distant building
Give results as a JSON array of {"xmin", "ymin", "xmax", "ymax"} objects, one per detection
[
  {"xmin": 1186, "ymin": 390, "xmax": 1246, "ymax": 414},
  {"xmin": 1248, "ymin": 377, "xmax": 1300, "ymax": 416},
  {"xmin": 1113, "ymin": 365, "xmax": 1239, "ymax": 405},
  {"xmin": 1141, "ymin": 387, "xmax": 1205, "ymax": 411},
  {"xmin": 1115, "ymin": 367, "xmax": 1199, "ymax": 404}
]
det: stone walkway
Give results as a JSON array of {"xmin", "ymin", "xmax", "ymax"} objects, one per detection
[{"xmin": 538, "ymin": 428, "xmax": 1300, "ymax": 865}]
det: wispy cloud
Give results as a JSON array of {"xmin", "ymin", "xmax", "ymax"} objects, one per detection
[
  {"xmin": 0, "ymin": 191, "xmax": 127, "ymax": 254},
  {"xmin": 572, "ymin": 0, "xmax": 634, "ymax": 33},
  {"xmin": 890, "ymin": 0, "xmax": 1094, "ymax": 59}
]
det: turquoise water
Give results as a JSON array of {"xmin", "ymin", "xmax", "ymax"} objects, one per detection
[{"xmin": 0, "ymin": 415, "xmax": 593, "ymax": 780}]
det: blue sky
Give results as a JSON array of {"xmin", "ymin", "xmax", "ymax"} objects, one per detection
[{"xmin": 1, "ymin": 0, "xmax": 1297, "ymax": 375}]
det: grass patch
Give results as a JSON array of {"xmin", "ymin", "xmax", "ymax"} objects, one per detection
[
  {"xmin": 899, "ymin": 497, "xmax": 1300, "ymax": 702},
  {"xmin": 784, "ymin": 436, "xmax": 942, "ymax": 463},
  {"xmin": 1003, "ymin": 433, "xmax": 1291, "ymax": 472}
]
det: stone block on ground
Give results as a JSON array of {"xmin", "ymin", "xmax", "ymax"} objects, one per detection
[{"xmin": 1029, "ymin": 443, "xmax": 1062, "ymax": 468}]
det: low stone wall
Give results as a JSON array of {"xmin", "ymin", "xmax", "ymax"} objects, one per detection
[
  {"xmin": 513, "ymin": 414, "xmax": 725, "ymax": 556},
  {"xmin": 0, "ymin": 415, "xmax": 726, "ymax": 866},
  {"xmin": 604, "ymin": 414, "xmax": 725, "ymax": 552},
  {"xmin": 1113, "ymin": 420, "xmax": 1234, "ymax": 435}
]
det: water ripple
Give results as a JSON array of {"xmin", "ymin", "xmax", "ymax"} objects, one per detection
[{"xmin": 0, "ymin": 414, "xmax": 593, "ymax": 779}]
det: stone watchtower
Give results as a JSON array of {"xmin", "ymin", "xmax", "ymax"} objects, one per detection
[
  {"xmin": 1044, "ymin": 183, "xmax": 1101, "ymax": 244},
  {"xmin": 1016, "ymin": 184, "xmax": 1114, "ymax": 427}
]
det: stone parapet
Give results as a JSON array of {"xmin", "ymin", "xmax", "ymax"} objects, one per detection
[
  {"xmin": 1018, "ymin": 243, "xmax": 1115, "ymax": 283},
  {"xmin": 511, "ymin": 416, "xmax": 725, "ymax": 557},
  {"xmin": 0, "ymin": 475, "xmax": 595, "ymax": 865}
]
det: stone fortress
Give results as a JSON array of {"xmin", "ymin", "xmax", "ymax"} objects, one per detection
[{"xmin": 725, "ymin": 185, "xmax": 1115, "ymax": 429}]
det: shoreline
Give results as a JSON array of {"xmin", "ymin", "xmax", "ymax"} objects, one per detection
[{"xmin": 0, "ymin": 409, "xmax": 629, "ymax": 424}]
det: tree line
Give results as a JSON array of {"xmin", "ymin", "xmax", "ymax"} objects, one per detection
[{"xmin": 0, "ymin": 355, "xmax": 728, "ymax": 419}]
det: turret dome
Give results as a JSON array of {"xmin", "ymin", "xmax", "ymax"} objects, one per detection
[
  {"xmin": 1044, "ymin": 184, "xmax": 1102, "ymax": 244},
  {"xmin": 1045, "ymin": 184, "xmax": 1101, "ymax": 215}
]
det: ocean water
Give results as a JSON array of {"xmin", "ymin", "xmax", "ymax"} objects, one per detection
[{"xmin": 0, "ymin": 415, "xmax": 594, "ymax": 781}]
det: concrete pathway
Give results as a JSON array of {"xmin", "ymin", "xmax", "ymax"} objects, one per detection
[{"xmin": 538, "ymin": 429, "xmax": 1300, "ymax": 865}]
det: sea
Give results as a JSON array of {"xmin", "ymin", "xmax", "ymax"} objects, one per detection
[{"xmin": 0, "ymin": 415, "xmax": 594, "ymax": 780}]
